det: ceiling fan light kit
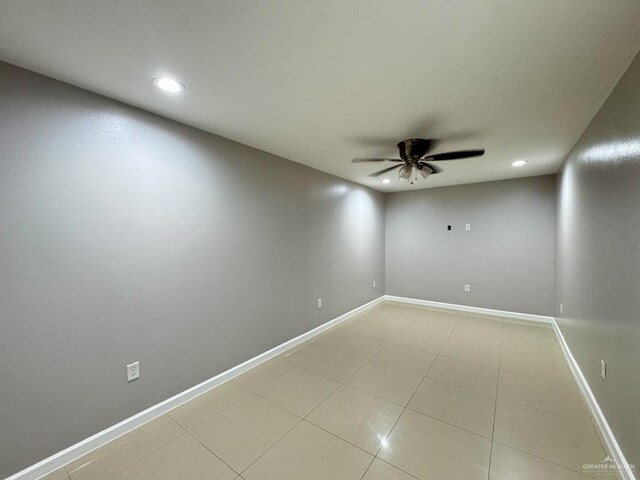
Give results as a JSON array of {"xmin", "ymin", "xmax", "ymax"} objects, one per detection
[{"xmin": 352, "ymin": 138, "xmax": 485, "ymax": 185}]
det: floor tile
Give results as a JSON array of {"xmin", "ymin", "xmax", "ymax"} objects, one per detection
[
  {"xmin": 493, "ymin": 400, "xmax": 605, "ymax": 472},
  {"xmin": 233, "ymin": 359, "xmax": 292, "ymax": 391},
  {"xmin": 307, "ymin": 385, "xmax": 403, "ymax": 454},
  {"xmin": 500, "ymin": 342, "xmax": 574, "ymax": 385},
  {"xmin": 346, "ymin": 361, "xmax": 422, "ymax": 406},
  {"xmin": 300, "ymin": 348, "xmax": 366, "ymax": 382},
  {"xmin": 112, "ymin": 434, "xmax": 235, "ymax": 480},
  {"xmin": 67, "ymin": 415, "xmax": 183, "ymax": 480},
  {"xmin": 42, "ymin": 468, "xmax": 70, "ymax": 480},
  {"xmin": 362, "ymin": 459, "xmax": 417, "ymax": 480},
  {"xmin": 280, "ymin": 342, "xmax": 324, "ymax": 365},
  {"xmin": 51, "ymin": 304, "xmax": 604, "ymax": 480},
  {"xmin": 497, "ymin": 370, "xmax": 590, "ymax": 422},
  {"xmin": 242, "ymin": 421, "xmax": 372, "ymax": 480},
  {"xmin": 501, "ymin": 322, "xmax": 557, "ymax": 350},
  {"xmin": 168, "ymin": 382, "xmax": 249, "ymax": 430},
  {"xmin": 391, "ymin": 329, "xmax": 449, "ymax": 354},
  {"xmin": 345, "ymin": 322, "xmax": 403, "ymax": 342},
  {"xmin": 489, "ymin": 442, "xmax": 595, "ymax": 480},
  {"xmin": 440, "ymin": 338, "xmax": 501, "ymax": 368},
  {"xmin": 408, "ymin": 378, "xmax": 496, "ymax": 438},
  {"xmin": 190, "ymin": 394, "xmax": 298, "ymax": 473},
  {"xmin": 405, "ymin": 314, "xmax": 457, "ymax": 337},
  {"xmin": 427, "ymin": 355, "xmax": 498, "ymax": 396},
  {"xmin": 373, "ymin": 344, "xmax": 437, "ymax": 375},
  {"xmin": 313, "ymin": 331, "xmax": 386, "ymax": 359},
  {"xmin": 256, "ymin": 367, "xmax": 339, "ymax": 417},
  {"xmin": 448, "ymin": 318, "xmax": 503, "ymax": 348},
  {"xmin": 365, "ymin": 306, "xmax": 420, "ymax": 329},
  {"xmin": 379, "ymin": 409, "xmax": 491, "ymax": 480}
]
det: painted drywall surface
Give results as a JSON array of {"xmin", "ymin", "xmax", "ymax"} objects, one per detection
[
  {"xmin": 385, "ymin": 176, "xmax": 555, "ymax": 316},
  {"xmin": 0, "ymin": 62, "xmax": 384, "ymax": 477},
  {"xmin": 555, "ymin": 53, "xmax": 640, "ymax": 469}
]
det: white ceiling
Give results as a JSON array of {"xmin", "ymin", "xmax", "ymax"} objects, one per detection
[{"xmin": 1, "ymin": 1, "xmax": 639, "ymax": 192}]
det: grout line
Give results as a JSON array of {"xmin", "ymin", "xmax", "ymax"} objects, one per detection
[
  {"xmin": 373, "ymin": 457, "xmax": 424, "ymax": 480},
  {"xmin": 64, "ymin": 415, "xmax": 187, "ymax": 479},
  {"xmin": 370, "ymin": 313, "xmax": 461, "ymax": 462},
  {"xmin": 486, "ymin": 319, "xmax": 504, "ymax": 479},
  {"xmin": 357, "ymin": 456, "xmax": 376, "ymax": 480},
  {"xmin": 167, "ymin": 384, "xmax": 252, "ymax": 431},
  {"xmin": 490, "ymin": 439, "xmax": 604, "ymax": 478},
  {"xmin": 184, "ymin": 431, "xmax": 240, "ymax": 477},
  {"xmin": 236, "ymin": 416, "xmax": 306, "ymax": 476}
]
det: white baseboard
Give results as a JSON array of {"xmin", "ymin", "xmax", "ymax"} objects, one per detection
[
  {"xmin": 384, "ymin": 295, "xmax": 554, "ymax": 325},
  {"xmin": 6, "ymin": 296, "xmax": 384, "ymax": 480},
  {"xmin": 552, "ymin": 319, "xmax": 636, "ymax": 480}
]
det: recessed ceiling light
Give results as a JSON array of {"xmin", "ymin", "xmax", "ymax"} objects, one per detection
[
  {"xmin": 511, "ymin": 160, "xmax": 527, "ymax": 167},
  {"xmin": 152, "ymin": 77, "xmax": 186, "ymax": 93},
  {"xmin": 382, "ymin": 179, "xmax": 391, "ymax": 184}
]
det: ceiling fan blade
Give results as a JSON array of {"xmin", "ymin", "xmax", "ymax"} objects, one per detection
[
  {"xmin": 418, "ymin": 162, "xmax": 442, "ymax": 174},
  {"xmin": 425, "ymin": 149, "xmax": 485, "ymax": 161},
  {"xmin": 352, "ymin": 158, "xmax": 402, "ymax": 163},
  {"xmin": 369, "ymin": 164, "xmax": 402, "ymax": 177}
]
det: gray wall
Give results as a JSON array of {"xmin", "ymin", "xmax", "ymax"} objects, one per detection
[
  {"xmin": 555, "ymin": 53, "xmax": 640, "ymax": 468},
  {"xmin": 0, "ymin": 62, "xmax": 385, "ymax": 478},
  {"xmin": 385, "ymin": 176, "xmax": 555, "ymax": 316}
]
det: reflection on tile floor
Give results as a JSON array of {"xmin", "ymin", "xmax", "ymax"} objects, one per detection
[{"xmin": 45, "ymin": 303, "xmax": 615, "ymax": 480}]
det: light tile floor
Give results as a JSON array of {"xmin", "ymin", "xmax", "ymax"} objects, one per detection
[{"xmin": 44, "ymin": 304, "xmax": 617, "ymax": 480}]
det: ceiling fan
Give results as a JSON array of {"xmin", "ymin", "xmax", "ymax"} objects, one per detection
[{"xmin": 352, "ymin": 138, "xmax": 484, "ymax": 184}]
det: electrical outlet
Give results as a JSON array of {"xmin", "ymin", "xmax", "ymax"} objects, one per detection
[
  {"xmin": 601, "ymin": 360, "xmax": 607, "ymax": 380},
  {"xmin": 127, "ymin": 361, "xmax": 140, "ymax": 382},
  {"xmin": 372, "ymin": 280, "xmax": 376, "ymax": 288},
  {"xmin": 464, "ymin": 284, "xmax": 470, "ymax": 292},
  {"xmin": 317, "ymin": 298, "xmax": 322, "ymax": 309},
  {"xmin": 465, "ymin": 224, "xmax": 471, "ymax": 231}
]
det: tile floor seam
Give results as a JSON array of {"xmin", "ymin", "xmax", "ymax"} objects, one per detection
[
  {"xmin": 185, "ymin": 426, "xmax": 254, "ymax": 477},
  {"xmin": 490, "ymin": 439, "xmax": 601, "ymax": 479},
  {"xmin": 303, "ymin": 417, "xmax": 380, "ymax": 457},
  {"xmin": 65, "ymin": 415, "xmax": 187, "ymax": 479},
  {"xmin": 491, "ymin": 394, "xmax": 593, "ymax": 425},
  {"xmin": 497, "ymin": 365, "xmax": 577, "ymax": 387},
  {"xmin": 231, "ymin": 361, "xmax": 294, "ymax": 392},
  {"xmin": 423, "ymin": 362, "xmax": 499, "ymax": 397},
  {"xmin": 252, "ymin": 390, "xmax": 307, "ymax": 420},
  {"xmin": 342, "ymin": 361, "xmax": 426, "ymax": 408},
  {"xmin": 366, "ymin": 316, "xmax": 460, "ymax": 475},
  {"xmin": 496, "ymin": 397, "xmax": 603, "ymax": 425},
  {"xmin": 486, "ymin": 318, "xmax": 505, "ymax": 480},
  {"xmin": 367, "ymin": 356, "xmax": 434, "ymax": 377},
  {"xmin": 167, "ymin": 383, "xmax": 250, "ymax": 431},
  {"xmin": 402, "ymin": 405, "xmax": 494, "ymax": 441},
  {"xmin": 373, "ymin": 458, "xmax": 424, "ymax": 480},
  {"xmin": 431, "ymin": 353, "xmax": 501, "ymax": 371},
  {"xmin": 232, "ymin": 416, "xmax": 306, "ymax": 476},
  {"xmin": 356, "ymin": 456, "xmax": 377, "ymax": 480},
  {"xmin": 102, "ymin": 429, "xmax": 193, "ymax": 480}
]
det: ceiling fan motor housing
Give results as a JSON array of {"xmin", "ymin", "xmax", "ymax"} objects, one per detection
[{"xmin": 397, "ymin": 138, "xmax": 432, "ymax": 159}]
